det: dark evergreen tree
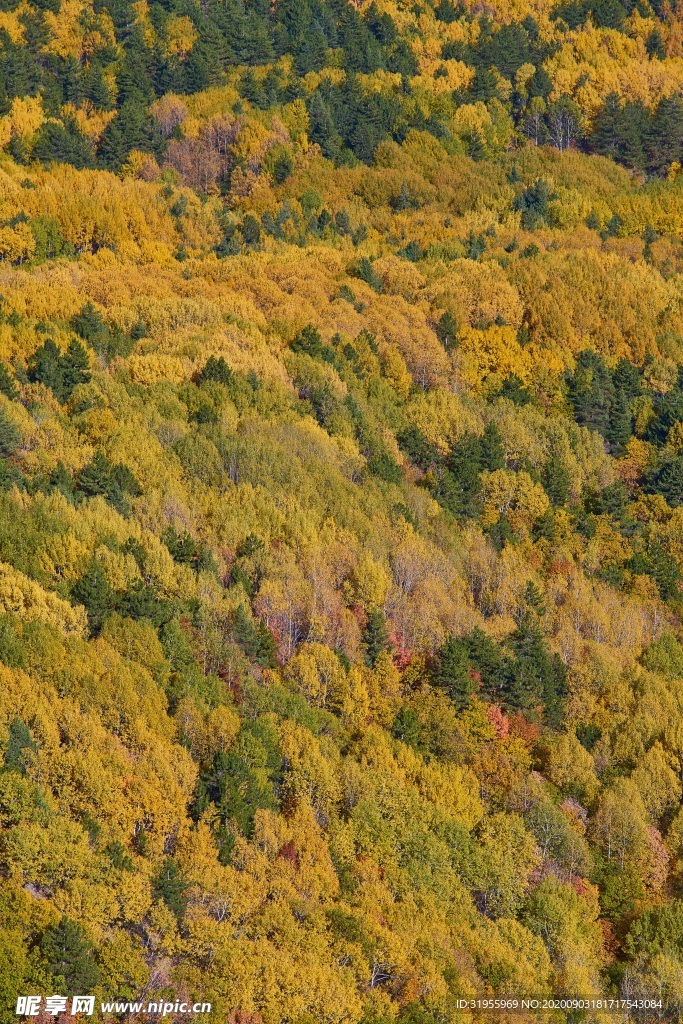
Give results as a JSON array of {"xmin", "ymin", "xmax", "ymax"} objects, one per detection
[
  {"xmin": 523, "ymin": 580, "xmax": 546, "ymax": 616},
  {"xmin": 645, "ymin": 95, "xmax": 683, "ymax": 176},
  {"xmin": 433, "ymin": 633, "xmax": 479, "ymax": 708},
  {"xmin": 606, "ymin": 388, "xmax": 632, "ymax": 451},
  {"xmin": 396, "ymin": 426, "xmax": 437, "ymax": 471},
  {"xmin": 60, "ymin": 338, "xmax": 91, "ymax": 397},
  {"xmin": 195, "ymin": 726, "xmax": 280, "ymax": 844},
  {"xmin": 645, "ymin": 389, "xmax": 683, "ymax": 445},
  {"xmin": 355, "ymin": 256, "xmax": 383, "ymax": 292},
  {"xmin": 294, "ymin": 25, "xmax": 328, "ymax": 74},
  {"xmin": 434, "ymin": 0, "xmax": 460, "ymax": 21},
  {"xmin": 291, "ymin": 324, "xmax": 324, "ymax": 358},
  {"xmin": 5, "ymin": 718, "xmax": 36, "ymax": 772},
  {"xmin": 162, "ymin": 526, "xmax": 198, "ymax": 566},
  {"xmin": 0, "ymin": 407, "xmax": 20, "ymax": 458},
  {"xmin": 152, "ymin": 858, "xmax": 188, "ymax": 923},
  {"xmin": 506, "ymin": 612, "xmax": 566, "ymax": 723},
  {"xmin": 512, "ymin": 178, "xmax": 553, "ymax": 229},
  {"xmin": 646, "ymin": 27, "xmax": 666, "ymax": 59},
  {"xmin": 197, "ymin": 355, "xmax": 234, "ymax": 386},
  {"xmin": 31, "ymin": 116, "xmax": 95, "ymax": 169},
  {"xmin": 40, "ymin": 917, "xmax": 101, "ymax": 994},
  {"xmin": 591, "ymin": 92, "xmax": 625, "ymax": 159},
  {"xmin": 71, "ymin": 561, "xmax": 116, "ymax": 635},
  {"xmin": 98, "ymin": 97, "xmax": 160, "ymax": 170},
  {"xmin": 72, "ymin": 301, "xmax": 107, "ymax": 346},
  {"xmin": 435, "ymin": 311, "xmax": 458, "ymax": 350},
  {"xmin": 78, "ymin": 450, "xmax": 113, "ymax": 498},
  {"xmin": 307, "ymin": 90, "xmax": 340, "ymax": 159},
  {"xmin": 27, "ymin": 337, "xmax": 63, "ymax": 396},
  {"xmin": 478, "ymin": 21, "xmax": 532, "ymax": 78},
  {"xmin": 49, "ymin": 460, "xmax": 75, "ymax": 502},
  {"xmin": 542, "ymin": 455, "xmax": 570, "ymax": 507},
  {"xmin": 590, "ymin": 0, "xmax": 626, "ymax": 28},
  {"xmin": 390, "ymin": 706, "xmax": 424, "ymax": 751},
  {"xmin": 362, "ymin": 608, "xmax": 393, "ymax": 667},
  {"xmin": 647, "ymin": 456, "xmax": 683, "ymax": 507},
  {"xmin": 499, "ymin": 374, "xmax": 532, "ymax": 405},
  {"xmin": 480, "ymin": 422, "xmax": 505, "ymax": 471},
  {"xmin": 566, "ymin": 349, "xmax": 614, "ymax": 437},
  {"xmin": 241, "ymin": 214, "xmax": 261, "ymax": 247},
  {"xmin": 458, "ymin": 627, "xmax": 507, "ymax": 699},
  {"xmin": 233, "ymin": 604, "xmax": 277, "ymax": 666},
  {"xmin": 612, "ymin": 357, "xmax": 641, "ymax": 398}
]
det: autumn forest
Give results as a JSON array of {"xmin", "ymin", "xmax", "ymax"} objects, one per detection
[{"xmin": 2, "ymin": 0, "xmax": 683, "ymax": 1018}]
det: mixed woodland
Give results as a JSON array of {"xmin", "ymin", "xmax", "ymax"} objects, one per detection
[{"xmin": 4, "ymin": 0, "xmax": 683, "ymax": 1019}]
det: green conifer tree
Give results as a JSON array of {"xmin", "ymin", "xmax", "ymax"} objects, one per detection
[
  {"xmin": 72, "ymin": 562, "xmax": 116, "ymax": 635},
  {"xmin": 40, "ymin": 917, "xmax": 101, "ymax": 994},
  {"xmin": 0, "ymin": 408, "xmax": 20, "ymax": 459},
  {"xmin": 362, "ymin": 608, "xmax": 393, "ymax": 668}
]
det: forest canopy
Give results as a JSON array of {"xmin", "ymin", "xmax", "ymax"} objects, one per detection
[{"xmin": 2, "ymin": 0, "xmax": 683, "ymax": 1020}]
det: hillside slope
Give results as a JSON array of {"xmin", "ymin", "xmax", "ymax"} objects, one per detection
[{"xmin": 2, "ymin": 0, "xmax": 683, "ymax": 1021}]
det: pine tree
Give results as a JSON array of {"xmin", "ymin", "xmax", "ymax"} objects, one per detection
[
  {"xmin": 391, "ymin": 706, "xmax": 424, "ymax": 751},
  {"xmin": 433, "ymin": 634, "xmax": 478, "ymax": 708},
  {"xmin": 49, "ymin": 460, "xmax": 75, "ymax": 502},
  {"xmin": 307, "ymin": 90, "xmax": 339, "ymax": 159},
  {"xmin": 72, "ymin": 562, "xmax": 116, "ymax": 635},
  {"xmin": 233, "ymin": 602, "xmax": 257, "ymax": 649},
  {"xmin": 447, "ymin": 627, "xmax": 508, "ymax": 700},
  {"xmin": 542, "ymin": 455, "xmax": 570, "ymax": 507},
  {"xmin": 0, "ymin": 363, "xmax": 17, "ymax": 400},
  {"xmin": 78, "ymin": 450, "xmax": 113, "ymax": 498},
  {"xmin": 60, "ymin": 338, "xmax": 91, "ymax": 399},
  {"xmin": 5, "ymin": 718, "xmax": 36, "ymax": 772},
  {"xmin": 392, "ymin": 181, "xmax": 413, "ymax": 211},
  {"xmin": 606, "ymin": 389, "xmax": 632, "ymax": 451},
  {"xmin": 40, "ymin": 917, "xmax": 101, "ymax": 994},
  {"xmin": 253, "ymin": 620, "xmax": 277, "ymax": 668},
  {"xmin": 27, "ymin": 337, "xmax": 63, "ymax": 397},
  {"xmin": 523, "ymin": 580, "xmax": 546, "ymax": 616},
  {"xmin": 396, "ymin": 426, "xmax": 437, "ymax": 471},
  {"xmin": 0, "ymin": 408, "xmax": 20, "ymax": 459},
  {"xmin": 566, "ymin": 350, "xmax": 614, "ymax": 437},
  {"xmin": 646, "ymin": 28, "xmax": 666, "ymax": 59},
  {"xmin": 612, "ymin": 358, "xmax": 641, "ymax": 398},
  {"xmin": 645, "ymin": 95, "xmax": 683, "ymax": 176},
  {"xmin": 162, "ymin": 526, "xmax": 198, "ymax": 565},
  {"xmin": 31, "ymin": 117, "xmax": 95, "ymax": 170},
  {"xmin": 506, "ymin": 613, "xmax": 566, "ymax": 723},
  {"xmin": 435, "ymin": 311, "xmax": 458, "ymax": 350},
  {"xmin": 649, "ymin": 457, "xmax": 683, "ymax": 507},
  {"xmin": 152, "ymin": 857, "xmax": 188, "ymax": 923},
  {"xmin": 362, "ymin": 608, "xmax": 393, "ymax": 668},
  {"xmin": 513, "ymin": 179, "xmax": 553, "ymax": 230},
  {"xmin": 291, "ymin": 325, "xmax": 323, "ymax": 357},
  {"xmin": 72, "ymin": 301, "xmax": 107, "ymax": 345},
  {"xmin": 294, "ymin": 26, "xmax": 328, "ymax": 75},
  {"xmin": 197, "ymin": 355, "xmax": 234, "ymax": 386},
  {"xmin": 591, "ymin": 92, "xmax": 624, "ymax": 160},
  {"xmin": 480, "ymin": 423, "xmax": 505, "ymax": 471}
]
